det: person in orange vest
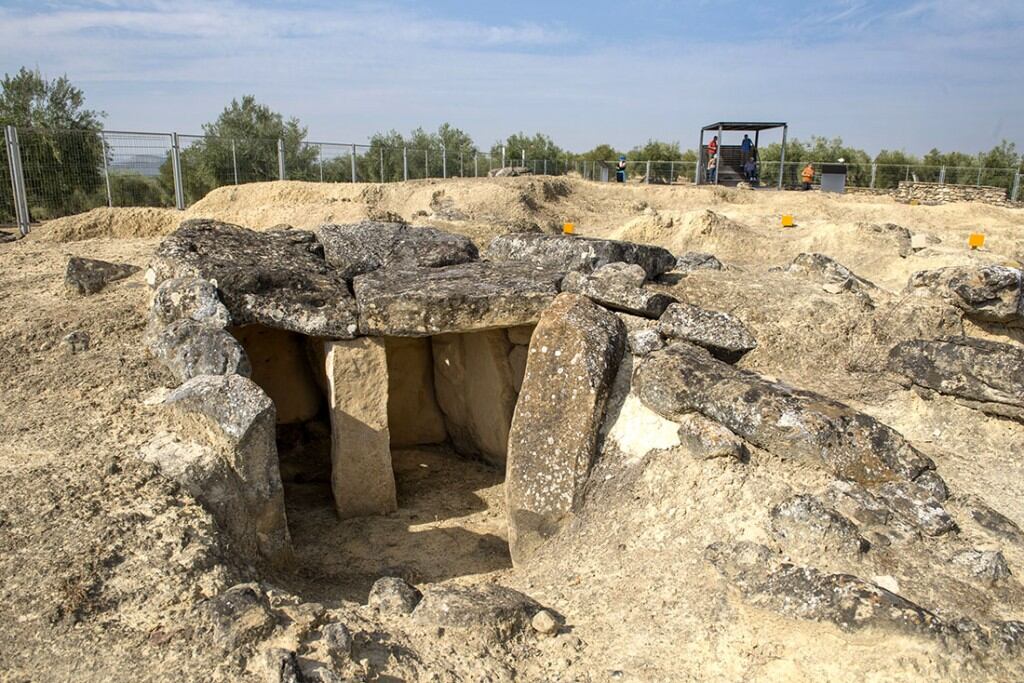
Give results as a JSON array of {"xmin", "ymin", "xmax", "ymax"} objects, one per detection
[{"xmin": 801, "ymin": 163, "xmax": 814, "ymax": 190}]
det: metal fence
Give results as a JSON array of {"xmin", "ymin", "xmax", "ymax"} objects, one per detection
[{"xmin": 3, "ymin": 125, "xmax": 1022, "ymax": 236}]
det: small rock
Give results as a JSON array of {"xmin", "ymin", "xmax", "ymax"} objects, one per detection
[
  {"xmin": 412, "ymin": 583, "xmax": 541, "ymax": 645},
  {"xmin": 914, "ymin": 470, "xmax": 949, "ymax": 501},
  {"xmin": 62, "ymin": 331, "xmax": 90, "ymax": 353},
  {"xmin": 367, "ymin": 576, "xmax": 422, "ymax": 614},
  {"xmin": 769, "ymin": 494, "xmax": 869, "ymax": 556},
  {"xmin": 951, "ymin": 549, "xmax": 1011, "ymax": 583},
  {"xmin": 675, "ymin": 252, "xmax": 723, "ymax": 271},
  {"xmin": 0, "ymin": 230, "xmax": 17, "ymax": 244},
  {"xmin": 149, "ymin": 319, "xmax": 251, "ymax": 382},
  {"xmin": 64, "ymin": 256, "xmax": 140, "ymax": 295},
  {"xmin": 532, "ymin": 609, "xmax": 561, "ymax": 635},
  {"xmin": 264, "ymin": 648, "xmax": 307, "ymax": 683},
  {"xmin": 321, "ymin": 622, "xmax": 352, "ymax": 659},
  {"xmin": 676, "ymin": 413, "xmax": 746, "ymax": 460},
  {"xmin": 627, "ymin": 328, "xmax": 664, "ymax": 356}
]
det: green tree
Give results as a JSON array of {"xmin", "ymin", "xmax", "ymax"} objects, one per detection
[
  {"xmin": 161, "ymin": 95, "xmax": 315, "ymax": 203},
  {"xmin": 491, "ymin": 132, "xmax": 565, "ymax": 169},
  {"xmin": 872, "ymin": 149, "xmax": 920, "ymax": 189},
  {"xmin": 578, "ymin": 144, "xmax": 622, "ymax": 162},
  {"xmin": 0, "ymin": 67, "xmax": 105, "ymax": 220}
]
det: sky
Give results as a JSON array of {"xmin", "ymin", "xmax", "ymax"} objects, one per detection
[{"xmin": 1, "ymin": 0, "xmax": 1022, "ymax": 155}]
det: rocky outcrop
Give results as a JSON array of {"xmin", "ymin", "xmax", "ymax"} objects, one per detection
[
  {"xmin": 657, "ymin": 303, "xmax": 756, "ymax": 362},
  {"xmin": 149, "ymin": 220, "xmax": 359, "ymax": 338},
  {"xmin": 64, "ymin": 256, "xmax": 140, "ymax": 295},
  {"xmin": 353, "ymin": 260, "xmax": 562, "ymax": 336},
  {"xmin": 562, "ymin": 262, "xmax": 677, "ymax": 318},
  {"xmin": 907, "ymin": 265, "xmax": 1023, "ymax": 324},
  {"xmin": 488, "ymin": 166, "xmax": 533, "ymax": 177},
  {"xmin": 150, "ymin": 319, "xmax": 251, "ymax": 382},
  {"xmin": 889, "ymin": 336, "xmax": 1024, "ymax": 421},
  {"xmin": 635, "ymin": 342, "xmax": 937, "ymax": 486},
  {"xmin": 485, "ymin": 233, "xmax": 676, "ymax": 278},
  {"xmin": 786, "ymin": 253, "xmax": 877, "ymax": 293},
  {"xmin": 506, "ymin": 293, "xmax": 626, "ymax": 565},
  {"xmin": 150, "ymin": 374, "xmax": 292, "ymax": 566},
  {"xmin": 857, "ymin": 222, "xmax": 912, "ymax": 257},
  {"xmin": 315, "ymin": 221, "xmax": 479, "ymax": 278}
]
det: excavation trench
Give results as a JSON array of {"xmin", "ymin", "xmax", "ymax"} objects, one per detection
[{"xmin": 230, "ymin": 324, "xmax": 533, "ymax": 601}]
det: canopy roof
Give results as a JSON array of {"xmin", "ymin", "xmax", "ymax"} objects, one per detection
[{"xmin": 701, "ymin": 121, "xmax": 787, "ymax": 132}]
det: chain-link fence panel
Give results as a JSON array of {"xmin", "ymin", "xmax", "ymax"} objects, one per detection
[
  {"xmin": 102, "ymin": 132, "xmax": 174, "ymax": 208},
  {"xmin": 16, "ymin": 128, "xmax": 106, "ymax": 222},
  {"xmin": 178, "ymin": 135, "xmax": 283, "ymax": 205}
]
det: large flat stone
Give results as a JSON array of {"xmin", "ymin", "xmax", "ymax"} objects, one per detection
[
  {"xmin": 889, "ymin": 336, "xmax": 1024, "ymax": 420},
  {"xmin": 635, "ymin": 342, "xmax": 936, "ymax": 485},
  {"xmin": 657, "ymin": 302, "xmax": 757, "ymax": 362},
  {"xmin": 907, "ymin": 265, "xmax": 1023, "ymax": 324},
  {"xmin": 562, "ymin": 262, "xmax": 678, "ymax": 318},
  {"xmin": 325, "ymin": 338, "xmax": 397, "ymax": 519},
  {"xmin": 315, "ymin": 222, "xmax": 479, "ymax": 279},
  {"xmin": 485, "ymin": 233, "xmax": 676, "ymax": 278},
  {"xmin": 506, "ymin": 293, "xmax": 626, "ymax": 565},
  {"xmin": 65, "ymin": 256, "xmax": 140, "ymax": 295},
  {"xmin": 352, "ymin": 261, "xmax": 563, "ymax": 336},
  {"xmin": 149, "ymin": 219, "xmax": 358, "ymax": 338}
]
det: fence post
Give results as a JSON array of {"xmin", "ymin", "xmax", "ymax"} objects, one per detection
[
  {"xmin": 350, "ymin": 144, "xmax": 357, "ymax": 183},
  {"xmin": 939, "ymin": 165, "xmax": 946, "ymax": 185},
  {"xmin": 424, "ymin": 150, "xmax": 429, "ymax": 178},
  {"xmin": 870, "ymin": 163, "xmax": 877, "ymax": 189},
  {"xmin": 474, "ymin": 154, "xmax": 479, "ymax": 178},
  {"xmin": 379, "ymin": 148, "xmax": 384, "ymax": 182},
  {"xmin": 442, "ymin": 145, "xmax": 447, "ymax": 179},
  {"xmin": 460, "ymin": 152, "xmax": 464, "ymax": 177},
  {"xmin": 670, "ymin": 161, "xmax": 674, "ymax": 184},
  {"xmin": 99, "ymin": 132, "xmax": 112, "ymax": 207},
  {"xmin": 521, "ymin": 150, "xmax": 526, "ymax": 168},
  {"xmin": 4, "ymin": 125, "xmax": 30, "ymax": 236},
  {"xmin": 318, "ymin": 145, "xmax": 324, "ymax": 182},
  {"xmin": 1012, "ymin": 172, "xmax": 1020, "ymax": 202},
  {"xmin": 403, "ymin": 147, "xmax": 408, "ymax": 181},
  {"xmin": 544, "ymin": 159, "xmax": 547, "ymax": 175},
  {"xmin": 231, "ymin": 140, "xmax": 239, "ymax": 184},
  {"xmin": 977, "ymin": 167, "xmax": 983, "ymax": 187},
  {"xmin": 501, "ymin": 146, "xmax": 506, "ymax": 168},
  {"xmin": 645, "ymin": 160, "xmax": 651, "ymax": 184},
  {"xmin": 170, "ymin": 133, "xmax": 185, "ymax": 210},
  {"xmin": 905, "ymin": 165, "xmax": 910, "ymax": 182},
  {"xmin": 277, "ymin": 139, "xmax": 285, "ymax": 180}
]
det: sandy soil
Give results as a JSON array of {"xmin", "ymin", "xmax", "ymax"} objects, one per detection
[{"xmin": 3, "ymin": 176, "xmax": 1024, "ymax": 681}]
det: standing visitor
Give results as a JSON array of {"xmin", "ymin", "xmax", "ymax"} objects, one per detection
[
  {"xmin": 741, "ymin": 134, "xmax": 753, "ymax": 166},
  {"xmin": 616, "ymin": 156, "xmax": 627, "ymax": 183},
  {"xmin": 706, "ymin": 155, "xmax": 718, "ymax": 183},
  {"xmin": 707, "ymin": 135, "xmax": 718, "ymax": 159},
  {"xmin": 801, "ymin": 163, "xmax": 815, "ymax": 190}
]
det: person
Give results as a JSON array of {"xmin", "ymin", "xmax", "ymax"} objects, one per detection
[
  {"xmin": 743, "ymin": 156, "xmax": 757, "ymax": 182},
  {"xmin": 616, "ymin": 156, "xmax": 626, "ymax": 183},
  {"xmin": 707, "ymin": 135, "xmax": 718, "ymax": 159},
  {"xmin": 706, "ymin": 155, "xmax": 718, "ymax": 183},
  {"xmin": 740, "ymin": 134, "xmax": 753, "ymax": 166},
  {"xmin": 801, "ymin": 163, "xmax": 814, "ymax": 190}
]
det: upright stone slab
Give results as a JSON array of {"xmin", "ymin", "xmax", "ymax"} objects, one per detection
[
  {"xmin": 325, "ymin": 339, "xmax": 397, "ymax": 519},
  {"xmin": 506, "ymin": 293, "xmax": 626, "ymax": 565},
  {"xmin": 384, "ymin": 337, "xmax": 448, "ymax": 448},
  {"xmin": 432, "ymin": 330, "xmax": 518, "ymax": 467}
]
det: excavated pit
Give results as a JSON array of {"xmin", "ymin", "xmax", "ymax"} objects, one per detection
[{"xmin": 230, "ymin": 324, "xmax": 532, "ymax": 600}]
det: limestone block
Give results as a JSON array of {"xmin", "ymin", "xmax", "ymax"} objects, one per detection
[
  {"xmin": 158, "ymin": 374, "xmax": 292, "ymax": 566},
  {"xmin": 506, "ymin": 293, "xmax": 626, "ymax": 565},
  {"xmin": 325, "ymin": 338, "xmax": 397, "ymax": 519},
  {"xmin": 432, "ymin": 330, "xmax": 518, "ymax": 467},
  {"xmin": 384, "ymin": 337, "xmax": 447, "ymax": 447},
  {"xmin": 232, "ymin": 325, "xmax": 323, "ymax": 424}
]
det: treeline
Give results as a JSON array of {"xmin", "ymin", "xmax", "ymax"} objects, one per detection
[{"xmin": 2, "ymin": 68, "xmax": 1022, "ymax": 221}]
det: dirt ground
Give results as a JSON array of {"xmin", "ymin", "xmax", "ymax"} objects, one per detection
[{"xmin": 3, "ymin": 176, "xmax": 1024, "ymax": 681}]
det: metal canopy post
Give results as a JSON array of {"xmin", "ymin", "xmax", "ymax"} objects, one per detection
[
  {"xmin": 697, "ymin": 129, "xmax": 705, "ymax": 185},
  {"xmin": 5, "ymin": 125, "xmax": 31, "ymax": 235},
  {"xmin": 777, "ymin": 125, "xmax": 788, "ymax": 190},
  {"xmin": 714, "ymin": 125, "xmax": 723, "ymax": 186}
]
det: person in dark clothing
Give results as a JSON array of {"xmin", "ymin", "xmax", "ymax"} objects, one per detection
[
  {"xmin": 616, "ymin": 156, "xmax": 626, "ymax": 182},
  {"xmin": 740, "ymin": 134, "xmax": 753, "ymax": 166}
]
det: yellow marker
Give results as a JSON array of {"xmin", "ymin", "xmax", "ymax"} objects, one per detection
[
  {"xmin": 563, "ymin": 222, "xmax": 575, "ymax": 235},
  {"xmin": 969, "ymin": 233, "xmax": 985, "ymax": 250},
  {"xmin": 909, "ymin": 199, "xmax": 920, "ymax": 206},
  {"xmin": 781, "ymin": 214, "xmax": 795, "ymax": 228}
]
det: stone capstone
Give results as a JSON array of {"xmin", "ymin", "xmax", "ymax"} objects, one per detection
[
  {"xmin": 352, "ymin": 260, "xmax": 562, "ymax": 336},
  {"xmin": 412, "ymin": 583, "xmax": 541, "ymax": 645},
  {"xmin": 889, "ymin": 336, "xmax": 1024, "ymax": 421},
  {"xmin": 64, "ymin": 256, "xmax": 140, "ymax": 295},
  {"xmin": 506, "ymin": 293, "xmax": 626, "ymax": 565},
  {"xmin": 315, "ymin": 221, "xmax": 479, "ymax": 279},
  {"xmin": 150, "ymin": 319, "xmax": 251, "ymax": 382},
  {"xmin": 149, "ymin": 219, "xmax": 358, "ymax": 338},
  {"xmin": 485, "ymin": 233, "xmax": 676, "ymax": 279},
  {"xmin": 906, "ymin": 265, "xmax": 1024, "ymax": 324},
  {"xmin": 635, "ymin": 342, "xmax": 938, "ymax": 487},
  {"xmin": 156, "ymin": 374, "xmax": 292, "ymax": 565},
  {"xmin": 562, "ymin": 262, "xmax": 677, "ymax": 318},
  {"xmin": 657, "ymin": 303, "xmax": 757, "ymax": 363}
]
